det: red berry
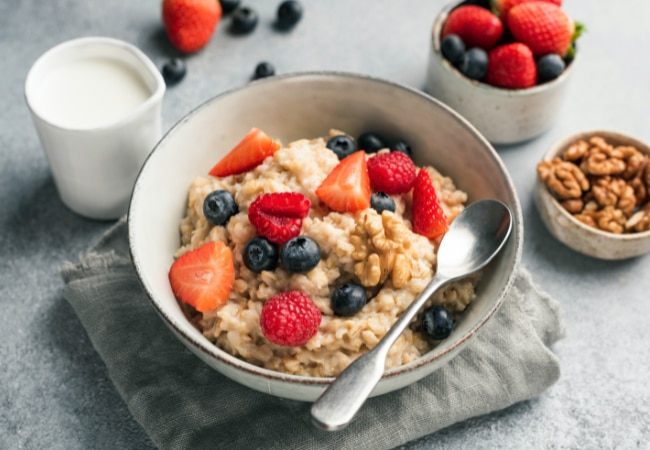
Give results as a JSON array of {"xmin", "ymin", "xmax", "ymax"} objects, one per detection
[
  {"xmin": 507, "ymin": 2, "xmax": 575, "ymax": 57},
  {"xmin": 168, "ymin": 241, "xmax": 235, "ymax": 312},
  {"xmin": 412, "ymin": 168, "xmax": 449, "ymax": 240},
  {"xmin": 248, "ymin": 192, "xmax": 311, "ymax": 245},
  {"xmin": 485, "ymin": 43, "xmax": 537, "ymax": 89},
  {"xmin": 260, "ymin": 291, "xmax": 322, "ymax": 347},
  {"xmin": 162, "ymin": 0, "xmax": 222, "ymax": 53},
  {"xmin": 367, "ymin": 152, "xmax": 417, "ymax": 195},
  {"xmin": 315, "ymin": 151, "xmax": 371, "ymax": 213},
  {"xmin": 209, "ymin": 128, "xmax": 281, "ymax": 177},
  {"xmin": 441, "ymin": 5, "xmax": 503, "ymax": 50},
  {"xmin": 492, "ymin": 0, "xmax": 561, "ymax": 21}
]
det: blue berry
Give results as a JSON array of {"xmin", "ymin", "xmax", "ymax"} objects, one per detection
[
  {"xmin": 280, "ymin": 236, "xmax": 320, "ymax": 273},
  {"xmin": 230, "ymin": 6, "xmax": 258, "ymax": 34},
  {"xmin": 326, "ymin": 135, "xmax": 357, "ymax": 160},
  {"xmin": 390, "ymin": 138, "xmax": 412, "ymax": 157},
  {"xmin": 536, "ymin": 53, "xmax": 566, "ymax": 83},
  {"xmin": 161, "ymin": 59, "xmax": 186, "ymax": 86},
  {"xmin": 422, "ymin": 305, "xmax": 454, "ymax": 340},
  {"xmin": 357, "ymin": 132, "xmax": 386, "ymax": 153},
  {"xmin": 203, "ymin": 190, "xmax": 238, "ymax": 226},
  {"xmin": 219, "ymin": 0, "xmax": 240, "ymax": 14},
  {"xmin": 441, "ymin": 34, "xmax": 465, "ymax": 66},
  {"xmin": 276, "ymin": 0, "xmax": 303, "ymax": 29},
  {"xmin": 331, "ymin": 283, "xmax": 367, "ymax": 316},
  {"xmin": 253, "ymin": 61, "xmax": 275, "ymax": 80},
  {"xmin": 459, "ymin": 48, "xmax": 488, "ymax": 80},
  {"xmin": 243, "ymin": 237, "xmax": 279, "ymax": 273},
  {"xmin": 370, "ymin": 192, "xmax": 396, "ymax": 215}
]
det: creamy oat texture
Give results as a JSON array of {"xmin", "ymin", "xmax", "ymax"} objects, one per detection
[{"xmin": 175, "ymin": 135, "xmax": 474, "ymax": 377}]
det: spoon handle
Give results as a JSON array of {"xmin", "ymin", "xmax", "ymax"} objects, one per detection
[{"xmin": 310, "ymin": 273, "xmax": 449, "ymax": 431}]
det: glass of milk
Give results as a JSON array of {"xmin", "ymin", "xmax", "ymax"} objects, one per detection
[{"xmin": 25, "ymin": 37, "xmax": 165, "ymax": 220}]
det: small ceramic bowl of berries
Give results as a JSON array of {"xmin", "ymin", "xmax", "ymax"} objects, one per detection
[
  {"xmin": 534, "ymin": 130, "xmax": 650, "ymax": 259},
  {"xmin": 426, "ymin": 0, "xmax": 584, "ymax": 145}
]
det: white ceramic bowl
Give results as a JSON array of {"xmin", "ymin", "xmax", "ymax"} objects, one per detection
[
  {"xmin": 426, "ymin": 0, "xmax": 575, "ymax": 145},
  {"xmin": 534, "ymin": 130, "xmax": 650, "ymax": 260},
  {"xmin": 128, "ymin": 72, "xmax": 523, "ymax": 401}
]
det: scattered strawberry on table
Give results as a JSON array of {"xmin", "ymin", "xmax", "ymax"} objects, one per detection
[
  {"xmin": 440, "ymin": 0, "xmax": 584, "ymax": 89},
  {"xmin": 162, "ymin": 0, "xmax": 222, "ymax": 53}
]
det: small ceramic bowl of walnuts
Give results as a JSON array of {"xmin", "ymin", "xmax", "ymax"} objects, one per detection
[{"xmin": 534, "ymin": 130, "xmax": 650, "ymax": 259}]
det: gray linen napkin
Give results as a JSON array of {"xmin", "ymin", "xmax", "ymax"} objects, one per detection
[{"xmin": 61, "ymin": 217, "xmax": 565, "ymax": 450}]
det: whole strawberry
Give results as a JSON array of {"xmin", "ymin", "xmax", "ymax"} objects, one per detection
[
  {"xmin": 163, "ymin": 0, "xmax": 222, "ymax": 53},
  {"xmin": 485, "ymin": 43, "xmax": 537, "ymax": 89},
  {"xmin": 492, "ymin": 0, "xmax": 561, "ymax": 21},
  {"xmin": 260, "ymin": 291, "xmax": 321, "ymax": 347},
  {"xmin": 441, "ymin": 5, "xmax": 503, "ymax": 50},
  {"xmin": 507, "ymin": 2, "xmax": 575, "ymax": 57}
]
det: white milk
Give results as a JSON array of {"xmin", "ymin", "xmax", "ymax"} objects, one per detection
[{"xmin": 36, "ymin": 57, "xmax": 151, "ymax": 129}]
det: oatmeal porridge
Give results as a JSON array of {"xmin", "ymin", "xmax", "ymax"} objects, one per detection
[{"xmin": 170, "ymin": 129, "xmax": 475, "ymax": 377}]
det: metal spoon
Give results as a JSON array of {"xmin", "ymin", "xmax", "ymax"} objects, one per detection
[{"xmin": 310, "ymin": 199, "xmax": 513, "ymax": 431}]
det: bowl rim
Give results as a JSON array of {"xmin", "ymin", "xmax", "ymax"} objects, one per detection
[
  {"xmin": 431, "ymin": 0, "xmax": 576, "ymax": 97},
  {"xmin": 128, "ymin": 70, "xmax": 523, "ymax": 387},
  {"xmin": 538, "ymin": 129, "xmax": 650, "ymax": 241}
]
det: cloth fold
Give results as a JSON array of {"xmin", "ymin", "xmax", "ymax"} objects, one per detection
[{"xmin": 61, "ymin": 217, "xmax": 565, "ymax": 450}]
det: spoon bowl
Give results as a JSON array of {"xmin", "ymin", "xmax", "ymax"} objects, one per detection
[{"xmin": 311, "ymin": 199, "xmax": 513, "ymax": 431}]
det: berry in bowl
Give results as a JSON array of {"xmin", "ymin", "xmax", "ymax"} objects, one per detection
[
  {"xmin": 534, "ymin": 130, "xmax": 650, "ymax": 259},
  {"xmin": 426, "ymin": 0, "xmax": 584, "ymax": 145},
  {"xmin": 128, "ymin": 72, "xmax": 522, "ymax": 401}
]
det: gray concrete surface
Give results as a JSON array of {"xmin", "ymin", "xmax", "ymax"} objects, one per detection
[{"xmin": 1, "ymin": 0, "xmax": 649, "ymax": 448}]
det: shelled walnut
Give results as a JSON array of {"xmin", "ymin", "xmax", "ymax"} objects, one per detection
[{"xmin": 537, "ymin": 136, "xmax": 650, "ymax": 234}]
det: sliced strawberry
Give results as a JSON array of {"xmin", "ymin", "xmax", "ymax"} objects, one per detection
[
  {"xmin": 209, "ymin": 128, "xmax": 281, "ymax": 177},
  {"xmin": 412, "ymin": 168, "xmax": 449, "ymax": 240},
  {"xmin": 168, "ymin": 241, "xmax": 235, "ymax": 312},
  {"xmin": 315, "ymin": 151, "xmax": 371, "ymax": 213},
  {"xmin": 248, "ymin": 192, "xmax": 311, "ymax": 245}
]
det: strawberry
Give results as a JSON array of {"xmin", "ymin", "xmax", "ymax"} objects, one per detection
[
  {"xmin": 168, "ymin": 241, "xmax": 234, "ymax": 313},
  {"xmin": 441, "ymin": 5, "xmax": 503, "ymax": 50},
  {"xmin": 491, "ymin": 0, "xmax": 561, "ymax": 21},
  {"xmin": 209, "ymin": 128, "xmax": 281, "ymax": 177},
  {"xmin": 507, "ymin": 2, "xmax": 575, "ymax": 57},
  {"xmin": 162, "ymin": 0, "xmax": 222, "ymax": 53},
  {"xmin": 485, "ymin": 43, "xmax": 537, "ymax": 89},
  {"xmin": 315, "ymin": 151, "xmax": 371, "ymax": 213},
  {"xmin": 260, "ymin": 291, "xmax": 322, "ymax": 347},
  {"xmin": 367, "ymin": 151, "xmax": 417, "ymax": 195},
  {"xmin": 412, "ymin": 168, "xmax": 449, "ymax": 240},
  {"xmin": 248, "ymin": 192, "xmax": 311, "ymax": 245}
]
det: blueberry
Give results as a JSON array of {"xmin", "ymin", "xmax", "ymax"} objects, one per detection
[
  {"xmin": 280, "ymin": 236, "xmax": 320, "ymax": 273},
  {"xmin": 370, "ymin": 192, "xmax": 396, "ymax": 215},
  {"xmin": 441, "ymin": 34, "xmax": 465, "ymax": 66},
  {"xmin": 357, "ymin": 132, "xmax": 386, "ymax": 153},
  {"xmin": 331, "ymin": 283, "xmax": 367, "ymax": 316},
  {"xmin": 326, "ymin": 135, "xmax": 357, "ymax": 160},
  {"xmin": 219, "ymin": 0, "xmax": 240, "ymax": 14},
  {"xmin": 422, "ymin": 305, "xmax": 454, "ymax": 340},
  {"xmin": 390, "ymin": 138, "xmax": 412, "ymax": 157},
  {"xmin": 203, "ymin": 190, "xmax": 238, "ymax": 226},
  {"xmin": 536, "ymin": 53, "xmax": 566, "ymax": 83},
  {"xmin": 459, "ymin": 48, "xmax": 488, "ymax": 80},
  {"xmin": 253, "ymin": 61, "xmax": 275, "ymax": 80},
  {"xmin": 276, "ymin": 0, "xmax": 303, "ymax": 29},
  {"xmin": 161, "ymin": 59, "xmax": 186, "ymax": 86},
  {"xmin": 230, "ymin": 6, "xmax": 258, "ymax": 34},
  {"xmin": 243, "ymin": 237, "xmax": 279, "ymax": 273}
]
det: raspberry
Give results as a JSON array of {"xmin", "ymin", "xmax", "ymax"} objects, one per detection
[
  {"xmin": 248, "ymin": 192, "xmax": 311, "ymax": 245},
  {"xmin": 367, "ymin": 152, "xmax": 417, "ymax": 195},
  {"xmin": 260, "ymin": 291, "xmax": 321, "ymax": 346}
]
